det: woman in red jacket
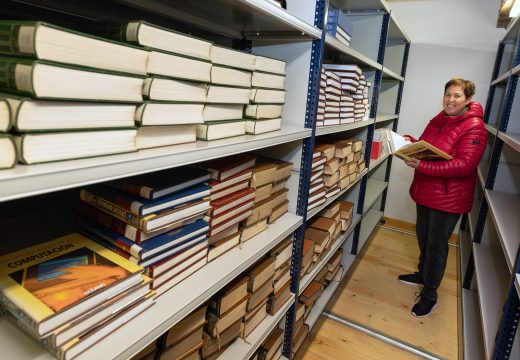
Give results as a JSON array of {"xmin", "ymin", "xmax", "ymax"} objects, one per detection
[{"xmin": 398, "ymin": 78, "xmax": 487, "ymax": 317}]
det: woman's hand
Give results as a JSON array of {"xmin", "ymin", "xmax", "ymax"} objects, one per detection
[
  {"xmin": 405, "ymin": 158, "xmax": 420, "ymax": 169},
  {"xmin": 403, "ymin": 136, "xmax": 412, "ymax": 142}
]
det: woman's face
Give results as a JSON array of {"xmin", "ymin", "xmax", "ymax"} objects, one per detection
[{"xmin": 443, "ymin": 85, "xmax": 471, "ymax": 116}]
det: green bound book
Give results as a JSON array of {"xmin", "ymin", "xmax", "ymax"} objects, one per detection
[
  {"xmin": 0, "ymin": 93, "xmax": 136, "ymax": 132},
  {"xmin": 0, "ymin": 20, "xmax": 149, "ymax": 75},
  {"xmin": 143, "ymin": 76, "xmax": 208, "ymax": 102},
  {"xmin": 86, "ymin": 21, "xmax": 212, "ymax": 61},
  {"xmin": 210, "ymin": 45, "xmax": 256, "ymax": 71},
  {"xmin": 0, "ymin": 97, "xmax": 11, "ymax": 132},
  {"xmin": 146, "ymin": 49, "xmax": 211, "ymax": 83},
  {"xmin": 244, "ymin": 104, "xmax": 284, "ymax": 119},
  {"xmin": 135, "ymin": 101, "xmax": 204, "ymax": 126},
  {"xmin": 245, "ymin": 118, "xmax": 282, "ymax": 135},
  {"xmin": 196, "ymin": 119, "xmax": 246, "ymax": 141},
  {"xmin": 0, "ymin": 57, "xmax": 144, "ymax": 102}
]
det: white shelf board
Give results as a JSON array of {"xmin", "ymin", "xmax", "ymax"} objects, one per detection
[
  {"xmin": 513, "ymin": 63, "xmax": 520, "ymax": 76},
  {"xmin": 298, "ymin": 214, "xmax": 361, "ymax": 295},
  {"xmin": 117, "ymin": 0, "xmax": 321, "ymax": 39},
  {"xmin": 369, "ymin": 153, "xmax": 389, "ymax": 172},
  {"xmin": 388, "ymin": 11, "xmax": 410, "ymax": 43},
  {"xmin": 331, "ymin": 0, "xmax": 390, "ymax": 13},
  {"xmin": 0, "ymin": 213, "xmax": 301, "ymax": 360},
  {"xmin": 516, "ymin": 274, "xmax": 520, "ymax": 298},
  {"xmin": 462, "ymin": 289, "xmax": 486, "ymax": 360},
  {"xmin": 359, "ymin": 209, "xmax": 383, "ymax": 253},
  {"xmin": 491, "ymin": 70, "xmax": 511, "ymax": 85},
  {"xmin": 0, "ymin": 127, "xmax": 311, "ymax": 202},
  {"xmin": 315, "ymin": 119, "xmax": 374, "ymax": 136},
  {"xmin": 502, "ymin": 12, "xmax": 520, "ymax": 42},
  {"xmin": 218, "ymin": 295, "xmax": 295, "ymax": 360},
  {"xmin": 375, "ymin": 113, "xmax": 398, "ymax": 123},
  {"xmin": 382, "ymin": 66, "xmax": 404, "ymax": 81},
  {"xmin": 459, "ymin": 229, "xmax": 472, "ymax": 280},
  {"xmin": 468, "ymin": 206, "xmax": 477, "ymax": 240},
  {"xmin": 307, "ymin": 169, "xmax": 367, "ymax": 219},
  {"xmin": 473, "ymin": 242, "xmax": 510, "ymax": 360},
  {"xmin": 363, "ymin": 179, "xmax": 388, "ymax": 214},
  {"xmin": 484, "ymin": 189, "xmax": 520, "ymax": 273},
  {"xmin": 498, "ymin": 131, "xmax": 520, "ymax": 153},
  {"xmin": 485, "ymin": 123, "xmax": 497, "ymax": 135},
  {"xmin": 324, "ymin": 34, "xmax": 382, "ymax": 70}
]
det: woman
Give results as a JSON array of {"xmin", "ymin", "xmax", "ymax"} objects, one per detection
[{"xmin": 398, "ymin": 78, "xmax": 487, "ymax": 317}]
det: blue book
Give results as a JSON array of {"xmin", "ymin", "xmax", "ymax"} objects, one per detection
[
  {"xmin": 326, "ymin": 8, "xmax": 353, "ymax": 38},
  {"xmin": 85, "ymin": 183, "xmax": 211, "ymax": 216},
  {"xmin": 78, "ymin": 217, "xmax": 209, "ymax": 260},
  {"xmin": 107, "ymin": 166, "xmax": 210, "ymax": 200},
  {"xmin": 80, "ymin": 227, "xmax": 208, "ymax": 268}
]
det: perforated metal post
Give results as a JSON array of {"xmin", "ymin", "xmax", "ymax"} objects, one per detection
[{"xmin": 282, "ymin": 0, "xmax": 327, "ymax": 357}]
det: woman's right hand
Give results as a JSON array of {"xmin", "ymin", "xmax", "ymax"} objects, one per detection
[{"xmin": 403, "ymin": 136, "xmax": 412, "ymax": 142}]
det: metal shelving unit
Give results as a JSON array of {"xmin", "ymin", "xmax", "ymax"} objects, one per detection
[{"xmin": 462, "ymin": 11, "xmax": 520, "ymax": 359}]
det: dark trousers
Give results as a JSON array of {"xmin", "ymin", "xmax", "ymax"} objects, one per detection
[{"xmin": 416, "ymin": 204, "xmax": 461, "ymax": 301}]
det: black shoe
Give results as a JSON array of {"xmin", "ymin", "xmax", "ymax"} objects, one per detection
[
  {"xmin": 411, "ymin": 294, "xmax": 437, "ymax": 317},
  {"xmin": 398, "ymin": 272, "xmax": 424, "ymax": 286}
]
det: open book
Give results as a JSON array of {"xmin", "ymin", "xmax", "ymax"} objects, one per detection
[{"xmin": 386, "ymin": 130, "xmax": 452, "ymax": 161}]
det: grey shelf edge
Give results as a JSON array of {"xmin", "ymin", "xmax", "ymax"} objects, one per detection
[
  {"xmin": 513, "ymin": 63, "xmax": 520, "ymax": 76},
  {"xmin": 358, "ymin": 209, "xmax": 383, "ymax": 253},
  {"xmin": 388, "ymin": 10, "xmax": 411, "ymax": 43},
  {"xmin": 307, "ymin": 169, "xmax": 367, "ymax": 220},
  {"xmin": 79, "ymin": 213, "xmax": 302, "ymax": 360},
  {"xmin": 217, "ymin": 294, "xmax": 295, "ymax": 360},
  {"xmin": 502, "ymin": 13, "xmax": 520, "ymax": 42},
  {"xmin": 468, "ymin": 205, "xmax": 477, "ymax": 240},
  {"xmin": 324, "ymin": 34, "xmax": 382, "ymax": 70},
  {"xmin": 362, "ymin": 179, "xmax": 388, "ymax": 214},
  {"xmin": 462, "ymin": 289, "xmax": 486, "ymax": 360},
  {"xmin": 477, "ymin": 167, "xmax": 486, "ymax": 189},
  {"xmin": 333, "ymin": 0, "xmax": 390, "ymax": 13},
  {"xmin": 486, "ymin": 123, "xmax": 498, "ymax": 134},
  {"xmin": 516, "ymin": 274, "xmax": 520, "ymax": 298},
  {"xmin": 375, "ymin": 113, "xmax": 398, "ymax": 123},
  {"xmin": 304, "ymin": 253, "xmax": 354, "ymax": 330},
  {"xmin": 315, "ymin": 119, "xmax": 374, "ymax": 136},
  {"xmin": 497, "ymin": 131, "xmax": 520, "ymax": 153},
  {"xmin": 484, "ymin": 189, "xmax": 520, "ymax": 273},
  {"xmin": 460, "ymin": 230, "xmax": 472, "ymax": 279},
  {"xmin": 492, "ymin": 70, "xmax": 511, "ymax": 85},
  {"xmin": 382, "ymin": 66, "xmax": 404, "ymax": 81},
  {"xmin": 0, "ymin": 127, "xmax": 311, "ymax": 202},
  {"xmin": 473, "ymin": 241, "xmax": 510, "ymax": 360},
  {"xmin": 298, "ymin": 214, "xmax": 361, "ymax": 295},
  {"xmin": 368, "ymin": 153, "xmax": 390, "ymax": 172}
]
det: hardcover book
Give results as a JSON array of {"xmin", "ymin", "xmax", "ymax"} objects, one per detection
[
  {"xmin": 0, "ymin": 135, "xmax": 16, "ymax": 169},
  {"xmin": 209, "ymin": 169, "xmax": 253, "ymax": 193},
  {"xmin": 251, "ymin": 72, "xmax": 286, "ymax": 89},
  {"xmin": 135, "ymin": 102, "xmax": 204, "ymax": 126},
  {"xmin": 207, "ymin": 231, "xmax": 240, "ymax": 262},
  {"xmin": 245, "ymin": 118, "xmax": 282, "ymax": 135},
  {"xmin": 146, "ymin": 49, "xmax": 211, "ymax": 82},
  {"xmin": 136, "ymin": 125, "xmax": 197, "ymax": 150},
  {"xmin": 196, "ymin": 120, "xmax": 246, "ymax": 141},
  {"xmin": 107, "ymin": 166, "xmax": 210, "ymax": 201},
  {"xmin": 206, "ymin": 85, "xmax": 251, "ymax": 104},
  {"xmin": 201, "ymin": 319, "xmax": 241, "ymax": 358},
  {"xmin": 0, "ymin": 21, "xmax": 149, "ymax": 75},
  {"xmin": 386, "ymin": 130, "xmax": 452, "ymax": 161},
  {"xmin": 203, "ymin": 103, "xmax": 244, "ymax": 122},
  {"xmin": 143, "ymin": 77, "xmax": 208, "ymax": 102},
  {"xmin": 148, "ymin": 248, "xmax": 207, "ymax": 290},
  {"xmin": 250, "ymin": 88, "xmax": 285, "ymax": 104},
  {"xmin": 247, "ymin": 257, "xmax": 276, "ymax": 293},
  {"xmin": 164, "ymin": 304, "xmax": 207, "ymax": 347},
  {"xmin": 254, "ymin": 55, "xmax": 286, "ymax": 75},
  {"xmin": 206, "ymin": 296, "xmax": 248, "ymax": 337},
  {"xmin": 0, "ymin": 57, "xmax": 144, "ymax": 102},
  {"xmin": 244, "ymin": 104, "xmax": 283, "ymax": 119},
  {"xmin": 210, "ymin": 45, "xmax": 255, "ymax": 71},
  {"xmin": 200, "ymin": 154, "xmax": 256, "ymax": 181},
  {"xmin": 0, "ymin": 233, "xmax": 143, "ymax": 337},
  {"xmin": 211, "ymin": 65, "xmax": 252, "ymax": 88},
  {"xmin": 15, "ymin": 129, "xmax": 137, "ymax": 164},
  {"xmin": 209, "ymin": 276, "xmax": 248, "ymax": 317},
  {"xmin": 2, "ymin": 93, "xmax": 137, "ymax": 131},
  {"xmin": 211, "ymin": 188, "xmax": 256, "ymax": 217}
]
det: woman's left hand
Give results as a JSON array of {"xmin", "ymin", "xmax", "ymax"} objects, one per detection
[{"xmin": 405, "ymin": 158, "xmax": 420, "ymax": 169}]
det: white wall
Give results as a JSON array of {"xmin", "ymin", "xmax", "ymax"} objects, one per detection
[{"xmin": 384, "ymin": 0, "xmax": 505, "ymax": 224}]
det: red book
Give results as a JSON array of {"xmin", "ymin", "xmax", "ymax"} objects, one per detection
[
  {"xmin": 211, "ymin": 188, "xmax": 256, "ymax": 216},
  {"xmin": 210, "ymin": 179, "xmax": 251, "ymax": 201},
  {"xmin": 200, "ymin": 154, "xmax": 256, "ymax": 181},
  {"xmin": 209, "ymin": 208, "xmax": 253, "ymax": 237},
  {"xmin": 210, "ymin": 199, "xmax": 255, "ymax": 227}
]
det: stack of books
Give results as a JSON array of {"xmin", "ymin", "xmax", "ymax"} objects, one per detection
[
  {"xmin": 255, "ymin": 326, "xmax": 284, "ymax": 360},
  {"xmin": 77, "ymin": 166, "xmax": 212, "ymax": 298},
  {"xmin": 299, "ymin": 238, "xmax": 316, "ymax": 278},
  {"xmin": 245, "ymin": 55, "xmax": 287, "ymax": 135},
  {"xmin": 324, "ymin": 249, "xmax": 344, "ymax": 286},
  {"xmin": 305, "ymin": 216, "xmax": 335, "ymax": 268},
  {"xmin": 0, "ymin": 233, "xmax": 153, "ymax": 360},
  {"xmin": 159, "ymin": 305, "xmax": 207, "ymax": 359},
  {"xmin": 292, "ymin": 301, "xmax": 308, "ymax": 357},
  {"xmin": 200, "ymin": 154, "xmax": 256, "ymax": 259},
  {"xmin": 243, "ymin": 256, "xmax": 276, "ymax": 338},
  {"xmin": 202, "ymin": 276, "xmax": 249, "ymax": 358},
  {"xmin": 267, "ymin": 237, "xmax": 293, "ymax": 315},
  {"xmin": 338, "ymin": 200, "xmax": 355, "ymax": 231},
  {"xmin": 326, "ymin": 7, "xmax": 353, "ymax": 48},
  {"xmin": 241, "ymin": 156, "xmax": 292, "ymax": 242},
  {"xmin": 316, "ymin": 64, "xmax": 372, "ymax": 127},
  {"xmin": 0, "ymin": 20, "xmax": 148, "ymax": 165}
]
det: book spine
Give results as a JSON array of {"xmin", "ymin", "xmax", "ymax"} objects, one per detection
[
  {"xmin": 0, "ymin": 22, "xmax": 35, "ymax": 55},
  {"xmin": 80, "ymin": 189, "xmax": 146, "ymax": 231},
  {"xmin": 0, "ymin": 57, "xmax": 32, "ymax": 95},
  {"xmin": 0, "ymin": 291, "xmax": 40, "ymax": 337}
]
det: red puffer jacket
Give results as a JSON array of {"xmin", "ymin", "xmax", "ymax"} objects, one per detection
[{"xmin": 408, "ymin": 101, "xmax": 487, "ymax": 213}]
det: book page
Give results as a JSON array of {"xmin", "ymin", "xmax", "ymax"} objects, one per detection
[{"xmin": 389, "ymin": 130, "xmax": 410, "ymax": 152}]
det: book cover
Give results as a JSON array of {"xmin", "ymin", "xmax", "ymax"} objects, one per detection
[
  {"xmin": 388, "ymin": 130, "xmax": 452, "ymax": 161},
  {"xmin": 200, "ymin": 154, "xmax": 256, "ymax": 181},
  {"xmin": 106, "ymin": 166, "xmax": 210, "ymax": 200},
  {"xmin": 0, "ymin": 233, "xmax": 143, "ymax": 337},
  {"xmin": 209, "ymin": 276, "xmax": 248, "ymax": 317},
  {"xmin": 207, "ymin": 232, "xmax": 240, "ymax": 262},
  {"xmin": 145, "ymin": 240, "xmax": 207, "ymax": 278}
]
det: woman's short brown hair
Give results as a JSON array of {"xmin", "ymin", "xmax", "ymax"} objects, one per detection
[{"xmin": 444, "ymin": 78, "xmax": 475, "ymax": 98}]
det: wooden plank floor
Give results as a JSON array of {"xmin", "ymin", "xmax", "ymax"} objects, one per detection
[{"xmin": 301, "ymin": 225, "xmax": 459, "ymax": 359}]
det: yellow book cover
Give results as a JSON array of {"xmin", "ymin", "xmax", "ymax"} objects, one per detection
[{"xmin": 0, "ymin": 233, "xmax": 143, "ymax": 338}]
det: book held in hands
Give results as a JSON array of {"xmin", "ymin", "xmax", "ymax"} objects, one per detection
[{"xmin": 385, "ymin": 130, "xmax": 452, "ymax": 161}]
